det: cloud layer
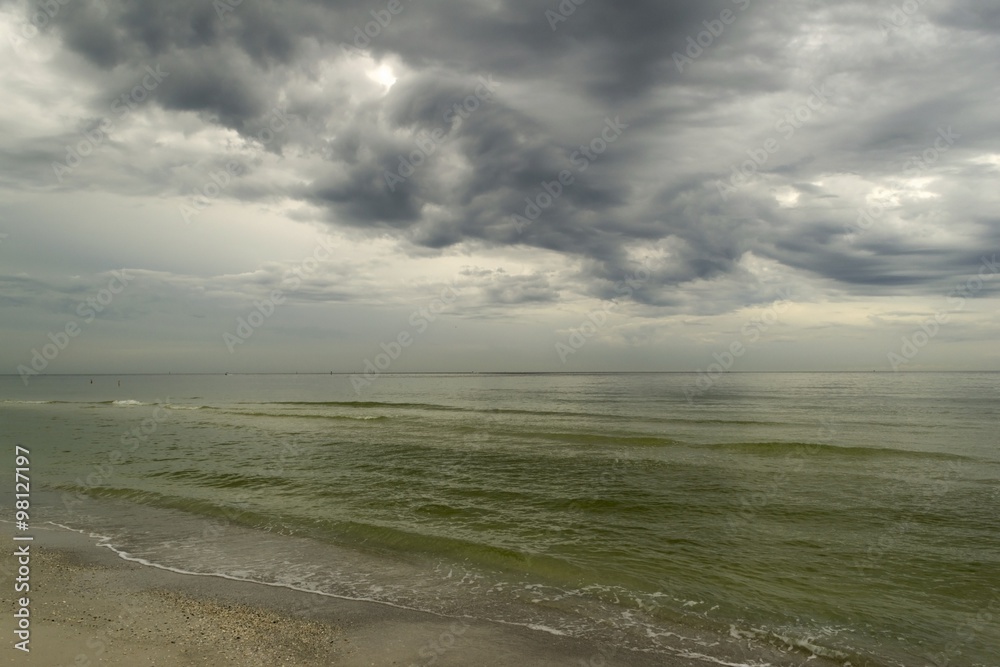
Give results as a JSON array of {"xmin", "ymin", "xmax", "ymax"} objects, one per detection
[{"xmin": 1, "ymin": 0, "xmax": 999, "ymax": 374}]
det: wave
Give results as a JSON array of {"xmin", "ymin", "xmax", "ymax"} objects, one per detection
[
  {"xmin": 511, "ymin": 431, "xmax": 681, "ymax": 447},
  {"xmin": 729, "ymin": 624, "xmax": 857, "ymax": 665},
  {"xmin": 54, "ymin": 484, "xmax": 299, "ymax": 530},
  {"xmin": 51, "ymin": 483, "xmax": 546, "ymax": 573},
  {"xmin": 4, "ymin": 399, "xmax": 158, "ymax": 408},
  {"xmin": 42, "ymin": 522, "xmax": 450, "ymax": 618},
  {"xmin": 217, "ymin": 410, "xmax": 387, "ymax": 421},
  {"xmin": 143, "ymin": 468, "xmax": 306, "ymax": 490},
  {"xmin": 266, "ymin": 401, "xmax": 789, "ymax": 427},
  {"xmin": 268, "ymin": 400, "xmax": 459, "ymax": 411},
  {"xmin": 54, "ymin": 482, "xmax": 562, "ymax": 568},
  {"xmin": 8, "ymin": 397, "xmax": 789, "ymax": 432},
  {"xmin": 704, "ymin": 441, "xmax": 972, "ymax": 461},
  {"xmin": 2, "ymin": 399, "xmax": 150, "ymax": 407}
]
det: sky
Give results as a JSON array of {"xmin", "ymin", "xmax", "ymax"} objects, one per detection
[{"xmin": 1, "ymin": 0, "xmax": 999, "ymax": 378}]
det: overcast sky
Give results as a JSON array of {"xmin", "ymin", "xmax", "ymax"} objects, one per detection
[{"xmin": 1, "ymin": 0, "xmax": 999, "ymax": 377}]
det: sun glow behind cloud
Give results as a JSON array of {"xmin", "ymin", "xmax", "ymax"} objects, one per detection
[
  {"xmin": 366, "ymin": 64, "xmax": 397, "ymax": 90},
  {"xmin": 0, "ymin": 0, "xmax": 998, "ymax": 373}
]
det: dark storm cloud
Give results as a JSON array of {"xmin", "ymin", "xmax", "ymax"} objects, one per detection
[
  {"xmin": 9, "ymin": 0, "xmax": 1000, "ymax": 310},
  {"xmin": 360, "ymin": 0, "xmax": 743, "ymax": 98}
]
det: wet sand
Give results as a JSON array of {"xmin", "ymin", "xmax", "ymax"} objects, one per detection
[{"xmin": 5, "ymin": 525, "xmax": 684, "ymax": 666}]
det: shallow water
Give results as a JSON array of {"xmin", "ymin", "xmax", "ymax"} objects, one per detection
[{"xmin": 4, "ymin": 372, "xmax": 998, "ymax": 666}]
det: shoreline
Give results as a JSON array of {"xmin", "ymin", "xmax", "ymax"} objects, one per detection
[
  {"xmin": 3, "ymin": 374, "xmax": 994, "ymax": 666},
  {"xmin": 5, "ymin": 523, "xmax": 682, "ymax": 666}
]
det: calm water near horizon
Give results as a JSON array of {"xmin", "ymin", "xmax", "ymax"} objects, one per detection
[{"xmin": 2, "ymin": 372, "xmax": 998, "ymax": 666}]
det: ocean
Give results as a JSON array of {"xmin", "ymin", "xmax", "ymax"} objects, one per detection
[{"xmin": 2, "ymin": 372, "xmax": 998, "ymax": 666}]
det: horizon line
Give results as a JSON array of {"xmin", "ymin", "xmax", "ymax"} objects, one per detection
[{"xmin": 2, "ymin": 370, "xmax": 999, "ymax": 376}]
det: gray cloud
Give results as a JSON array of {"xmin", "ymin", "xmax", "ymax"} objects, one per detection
[{"xmin": 2, "ymin": 0, "xmax": 999, "ymax": 372}]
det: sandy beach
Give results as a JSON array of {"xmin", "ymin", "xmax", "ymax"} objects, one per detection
[{"xmin": 5, "ymin": 525, "xmax": 678, "ymax": 667}]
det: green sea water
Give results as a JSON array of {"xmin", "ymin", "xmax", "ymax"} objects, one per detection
[{"xmin": 2, "ymin": 372, "xmax": 998, "ymax": 666}]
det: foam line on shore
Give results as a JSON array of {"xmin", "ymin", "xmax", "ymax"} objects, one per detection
[{"xmin": 44, "ymin": 520, "xmax": 577, "ymax": 639}]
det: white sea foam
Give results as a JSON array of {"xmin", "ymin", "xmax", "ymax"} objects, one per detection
[{"xmin": 44, "ymin": 521, "xmax": 479, "ymax": 619}]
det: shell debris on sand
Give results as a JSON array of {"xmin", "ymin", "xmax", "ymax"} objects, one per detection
[{"xmin": 18, "ymin": 547, "xmax": 352, "ymax": 666}]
